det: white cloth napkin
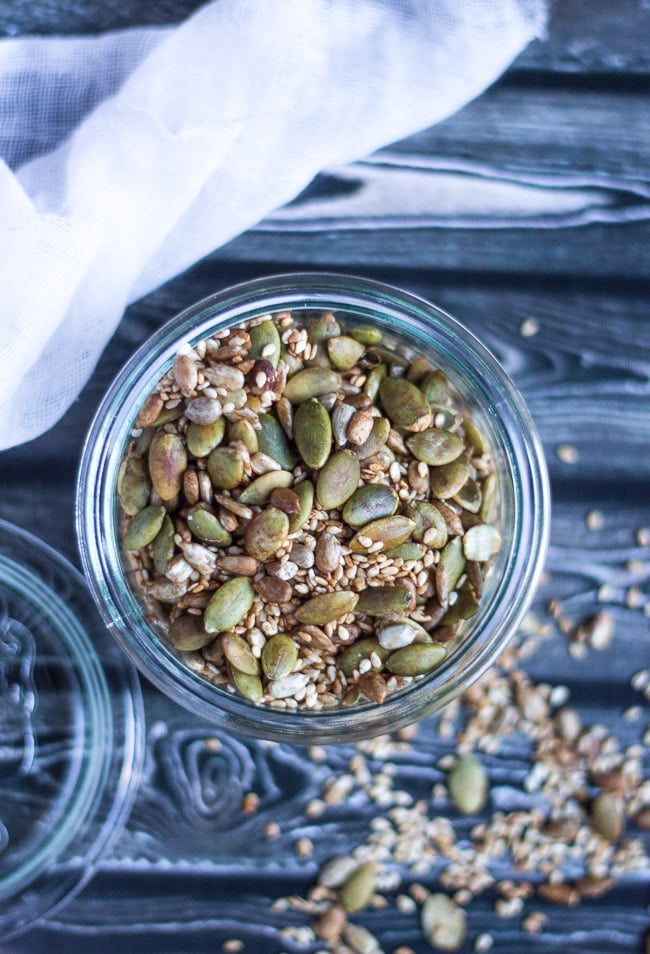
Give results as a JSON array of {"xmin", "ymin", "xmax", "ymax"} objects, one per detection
[{"xmin": 0, "ymin": 0, "xmax": 546, "ymax": 450}]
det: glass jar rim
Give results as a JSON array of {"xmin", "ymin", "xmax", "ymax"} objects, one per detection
[{"xmin": 77, "ymin": 272, "xmax": 550, "ymax": 744}]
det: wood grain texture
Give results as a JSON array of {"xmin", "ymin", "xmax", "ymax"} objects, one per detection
[{"xmin": 1, "ymin": 2, "xmax": 649, "ymax": 953}]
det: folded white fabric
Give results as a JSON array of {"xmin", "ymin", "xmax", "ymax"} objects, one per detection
[{"xmin": 0, "ymin": 0, "xmax": 546, "ymax": 450}]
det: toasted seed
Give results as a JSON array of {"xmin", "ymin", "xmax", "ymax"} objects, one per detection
[
  {"xmin": 574, "ymin": 876, "xmax": 615, "ymax": 899},
  {"xmin": 275, "ymin": 396, "xmax": 294, "ymax": 439},
  {"xmin": 204, "ymin": 362, "xmax": 246, "ymax": 391},
  {"xmin": 206, "ymin": 446, "xmax": 245, "ymax": 489},
  {"xmin": 239, "ymin": 470, "xmax": 294, "ymax": 505},
  {"xmin": 135, "ymin": 391, "xmax": 164, "ymax": 429},
  {"xmin": 269, "ymin": 487, "xmax": 301, "ymax": 514},
  {"xmin": 254, "ymin": 575, "xmax": 293, "ymax": 604},
  {"xmin": 342, "ymin": 484, "xmax": 398, "ymax": 528},
  {"xmin": 255, "ymin": 412, "xmax": 297, "ymax": 469},
  {"xmin": 406, "ymin": 501, "xmax": 448, "ymax": 548},
  {"xmin": 358, "ymin": 670, "xmax": 389, "ymax": 703},
  {"xmin": 244, "ymin": 506, "xmax": 289, "ymax": 561},
  {"xmin": 350, "ymin": 324, "xmax": 382, "ymax": 345},
  {"xmin": 268, "ymin": 671, "xmax": 310, "ymax": 699},
  {"xmin": 590, "ymin": 792, "xmax": 625, "ymax": 841},
  {"xmin": 216, "ymin": 554, "xmax": 259, "ymax": 576},
  {"xmin": 246, "ymin": 359, "xmax": 276, "ymax": 396},
  {"xmin": 345, "ymin": 409, "xmax": 374, "ymax": 446},
  {"xmin": 384, "ymin": 542, "xmax": 427, "ymax": 561},
  {"xmin": 204, "ymin": 576, "xmax": 255, "ymax": 633},
  {"xmin": 148, "ymin": 431, "xmax": 187, "ymax": 500},
  {"xmin": 295, "ymin": 591, "xmax": 359, "ymax": 625},
  {"xmin": 463, "ymin": 523, "xmax": 502, "ymax": 561},
  {"xmin": 406, "ymin": 356, "xmax": 433, "ymax": 384},
  {"xmin": 355, "ymin": 585, "xmax": 412, "ymax": 618},
  {"xmin": 480, "ymin": 471, "xmax": 498, "ymax": 523},
  {"xmin": 307, "ymin": 311, "xmax": 342, "ymax": 343},
  {"xmin": 168, "ymin": 613, "xmax": 212, "ymax": 651},
  {"xmin": 316, "ymin": 451, "xmax": 360, "ymax": 510},
  {"xmin": 294, "ymin": 399, "xmax": 332, "ymax": 469},
  {"xmin": 172, "ymin": 352, "xmax": 198, "ymax": 395},
  {"xmin": 288, "ymin": 479, "xmax": 315, "ymax": 533},
  {"xmin": 377, "ymin": 622, "xmax": 422, "ymax": 650},
  {"xmin": 536, "ymin": 883, "xmax": 579, "ymax": 906},
  {"xmin": 312, "ymin": 903, "xmax": 347, "ymax": 942},
  {"xmin": 151, "ymin": 514, "xmax": 175, "ymax": 574},
  {"xmin": 429, "ymin": 455, "xmax": 470, "ymax": 499},
  {"xmin": 185, "ymin": 396, "xmax": 222, "ymax": 425},
  {"xmin": 123, "ymin": 504, "xmax": 166, "ymax": 551},
  {"xmin": 339, "ymin": 637, "xmax": 391, "ymax": 677},
  {"xmin": 420, "ymin": 369, "xmax": 448, "ymax": 405},
  {"xmin": 420, "ymin": 893, "xmax": 466, "ymax": 951},
  {"xmin": 406, "ymin": 427, "xmax": 464, "ymax": 465},
  {"xmin": 433, "ymin": 499, "xmax": 465, "ymax": 537},
  {"xmin": 349, "ymin": 415, "xmax": 391, "ymax": 460},
  {"xmin": 249, "ymin": 319, "xmax": 281, "ymax": 368},
  {"xmin": 327, "ymin": 335, "xmax": 365, "ymax": 370},
  {"xmin": 379, "ymin": 376, "xmax": 431, "ymax": 432},
  {"xmin": 231, "ymin": 668, "xmax": 264, "ymax": 703},
  {"xmin": 339, "ymin": 862, "xmax": 377, "ymax": 913},
  {"xmin": 146, "ymin": 578, "xmax": 188, "ymax": 602},
  {"xmin": 187, "ymin": 505, "xmax": 232, "ymax": 545},
  {"xmin": 447, "ymin": 755, "xmax": 488, "ymax": 814},
  {"xmin": 453, "ymin": 476, "xmax": 482, "ymax": 513},
  {"xmin": 386, "ymin": 641, "xmax": 447, "ymax": 675},
  {"xmin": 314, "ymin": 532, "xmax": 342, "ymax": 574},
  {"xmin": 186, "ymin": 418, "xmax": 226, "ymax": 458},
  {"xmin": 283, "ymin": 367, "xmax": 341, "ymax": 403},
  {"xmin": 222, "ymin": 633, "xmax": 260, "ymax": 675},
  {"xmin": 349, "ymin": 515, "xmax": 416, "ymax": 552},
  {"xmin": 117, "ymin": 455, "xmax": 151, "ymax": 515},
  {"xmin": 261, "ymin": 633, "xmax": 298, "ymax": 679}
]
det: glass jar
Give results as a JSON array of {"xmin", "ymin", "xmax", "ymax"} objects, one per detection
[{"xmin": 76, "ymin": 273, "xmax": 549, "ymax": 745}]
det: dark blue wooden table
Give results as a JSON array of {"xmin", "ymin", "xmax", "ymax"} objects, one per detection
[{"xmin": 1, "ymin": 3, "xmax": 649, "ymax": 952}]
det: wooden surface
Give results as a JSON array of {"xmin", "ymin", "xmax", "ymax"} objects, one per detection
[{"xmin": 1, "ymin": 3, "xmax": 649, "ymax": 953}]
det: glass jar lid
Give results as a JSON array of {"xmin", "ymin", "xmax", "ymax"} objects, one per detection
[{"xmin": 0, "ymin": 520, "xmax": 144, "ymax": 939}]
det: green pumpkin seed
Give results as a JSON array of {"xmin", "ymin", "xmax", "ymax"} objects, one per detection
[
  {"xmin": 363, "ymin": 363, "xmax": 387, "ymax": 402},
  {"xmin": 462, "ymin": 523, "xmax": 502, "ymax": 562},
  {"xmin": 479, "ymin": 471, "xmax": 498, "ymax": 524},
  {"xmin": 379, "ymin": 377, "xmax": 431, "ymax": 432},
  {"xmin": 248, "ymin": 319, "xmax": 281, "ymax": 368},
  {"xmin": 590, "ymin": 792, "xmax": 625, "ymax": 842},
  {"xmin": 437, "ymin": 538, "xmax": 466, "ymax": 594},
  {"xmin": 283, "ymin": 367, "xmax": 341, "ymax": 404},
  {"xmin": 406, "ymin": 427, "xmax": 464, "ymax": 466},
  {"xmin": 227, "ymin": 418, "xmax": 259, "ymax": 455},
  {"xmin": 447, "ymin": 755, "xmax": 488, "ymax": 814},
  {"xmin": 231, "ymin": 668, "xmax": 264, "ymax": 703},
  {"xmin": 151, "ymin": 514, "xmax": 175, "ymax": 574},
  {"xmin": 222, "ymin": 633, "xmax": 260, "ymax": 675},
  {"xmin": 207, "ymin": 445, "xmax": 245, "ymax": 489},
  {"xmin": 186, "ymin": 505, "xmax": 232, "ymax": 546},
  {"xmin": 287, "ymin": 479, "xmax": 314, "ymax": 533},
  {"xmin": 294, "ymin": 399, "xmax": 332, "ymax": 469},
  {"xmin": 186, "ymin": 417, "xmax": 226, "ymax": 458},
  {"xmin": 117, "ymin": 455, "xmax": 151, "ymax": 515},
  {"xmin": 123, "ymin": 504, "xmax": 166, "ymax": 550},
  {"xmin": 204, "ymin": 576, "xmax": 255, "ymax": 633},
  {"xmin": 420, "ymin": 369, "xmax": 449, "ymax": 405},
  {"xmin": 168, "ymin": 614, "xmax": 212, "ymax": 651},
  {"xmin": 350, "ymin": 324, "xmax": 382, "ymax": 345},
  {"xmin": 385, "ymin": 641, "xmax": 447, "ymax": 676},
  {"xmin": 407, "ymin": 501, "xmax": 448, "ymax": 548},
  {"xmin": 355, "ymin": 585, "xmax": 412, "ymax": 617},
  {"xmin": 463, "ymin": 416, "xmax": 489, "ymax": 455},
  {"xmin": 420, "ymin": 893, "xmax": 466, "ymax": 951},
  {"xmin": 339, "ymin": 862, "xmax": 377, "ymax": 913},
  {"xmin": 327, "ymin": 335, "xmax": 365, "ymax": 370},
  {"xmin": 453, "ymin": 477, "xmax": 482, "ymax": 513},
  {"xmin": 257, "ymin": 413, "xmax": 298, "ymax": 469},
  {"xmin": 307, "ymin": 312, "xmax": 341, "ymax": 343},
  {"xmin": 244, "ymin": 506, "xmax": 290, "ymax": 560},
  {"xmin": 339, "ymin": 637, "xmax": 391, "ymax": 677},
  {"xmin": 342, "ymin": 484, "xmax": 398, "ymax": 528},
  {"xmin": 238, "ymin": 470, "xmax": 294, "ymax": 505},
  {"xmin": 349, "ymin": 416, "xmax": 391, "ymax": 460},
  {"xmin": 384, "ymin": 542, "xmax": 427, "ymax": 561},
  {"xmin": 148, "ymin": 431, "xmax": 187, "ymax": 500},
  {"xmin": 406, "ymin": 356, "xmax": 433, "ymax": 384},
  {"xmin": 261, "ymin": 633, "xmax": 298, "ymax": 679},
  {"xmin": 429, "ymin": 454, "xmax": 471, "ymax": 499},
  {"xmin": 440, "ymin": 581, "xmax": 480, "ymax": 625},
  {"xmin": 316, "ymin": 451, "xmax": 360, "ymax": 510},
  {"xmin": 349, "ymin": 515, "xmax": 416, "ymax": 552},
  {"xmin": 294, "ymin": 591, "xmax": 359, "ymax": 625}
]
